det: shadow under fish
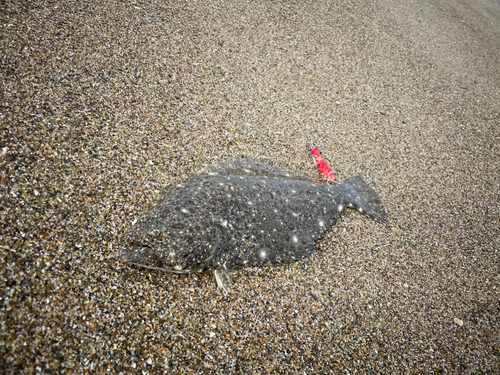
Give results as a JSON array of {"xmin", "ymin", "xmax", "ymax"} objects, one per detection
[{"xmin": 120, "ymin": 158, "xmax": 389, "ymax": 292}]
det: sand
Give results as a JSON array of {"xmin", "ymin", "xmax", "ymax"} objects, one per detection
[{"xmin": 1, "ymin": 0, "xmax": 499, "ymax": 373}]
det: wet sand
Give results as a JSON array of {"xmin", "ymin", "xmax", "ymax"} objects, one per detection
[{"xmin": 1, "ymin": 0, "xmax": 499, "ymax": 373}]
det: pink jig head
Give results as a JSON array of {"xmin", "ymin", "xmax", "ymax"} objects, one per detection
[{"xmin": 310, "ymin": 142, "xmax": 335, "ymax": 184}]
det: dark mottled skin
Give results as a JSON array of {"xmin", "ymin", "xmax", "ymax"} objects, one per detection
[{"xmin": 121, "ymin": 158, "xmax": 388, "ymax": 279}]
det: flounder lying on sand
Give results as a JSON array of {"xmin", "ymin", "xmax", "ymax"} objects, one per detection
[{"xmin": 120, "ymin": 158, "xmax": 388, "ymax": 291}]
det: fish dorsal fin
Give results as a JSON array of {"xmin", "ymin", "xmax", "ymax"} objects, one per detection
[{"xmin": 195, "ymin": 157, "xmax": 304, "ymax": 180}]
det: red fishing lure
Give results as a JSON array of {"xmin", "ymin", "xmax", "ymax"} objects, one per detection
[{"xmin": 310, "ymin": 142, "xmax": 335, "ymax": 183}]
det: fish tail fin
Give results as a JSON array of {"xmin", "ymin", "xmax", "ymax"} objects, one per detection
[{"xmin": 339, "ymin": 176, "xmax": 389, "ymax": 224}]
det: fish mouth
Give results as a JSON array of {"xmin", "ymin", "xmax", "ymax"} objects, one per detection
[
  {"xmin": 119, "ymin": 247, "xmax": 139, "ymax": 264},
  {"xmin": 119, "ymin": 242, "xmax": 162, "ymax": 266},
  {"xmin": 127, "ymin": 262, "xmax": 191, "ymax": 274},
  {"xmin": 119, "ymin": 241, "xmax": 149, "ymax": 263},
  {"xmin": 120, "ymin": 247, "xmax": 192, "ymax": 274},
  {"xmin": 120, "ymin": 227, "xmax": 220, "ymax": 274},
  {"xmin": 120, "ymin": 242, "xmax": 194, "ymax": 274}
]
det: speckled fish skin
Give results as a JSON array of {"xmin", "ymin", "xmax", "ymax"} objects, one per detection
[{"xmin": 121, "ymin": 158, "xmax": 388, "ymax": 278}]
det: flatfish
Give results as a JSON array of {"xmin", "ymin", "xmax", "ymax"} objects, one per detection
[{"xmin": 120, "ymin": 158, "xmax": 388, "ymax": 291}]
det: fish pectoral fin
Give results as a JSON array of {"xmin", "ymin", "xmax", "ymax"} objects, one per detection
[{"xmin": 214, "ymin": 269, "xmax": 231, "ymax": 294}]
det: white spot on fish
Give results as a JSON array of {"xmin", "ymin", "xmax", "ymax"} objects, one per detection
[
  {"xmin": 359, "ymin": 208, "xmax": 364, "ymax": 213},
  {"xmin": 222, "ymin": 220, "xmax": 228, "ymax": 227},
  {"xmin": 338, "ymin": 204, "xmax": 344, "ymax": 212},
  {"xmin": 319, "ymin": 220, "xmax": 324, "ymax": 227},
  {"xmin": 248, "ymin": 201, "xmax": 252, "ymax": 205},
  {"xmin": 293, "ymin": 235, "xmax": 298, "ymax": 243},
  {"xmin": 244, "ymin": 169, "xmax": 251, "ymax": 173},
  {"xmin": 174, "ymin": 265, "xmax": 183, "ymax": 270},
  {"xmin": 181, "ymin": 208, "xmax": 188, "ymax": 213},
  {"xmin": 260, "ymin": 251, "xmax": 266, "ymax": 259}
]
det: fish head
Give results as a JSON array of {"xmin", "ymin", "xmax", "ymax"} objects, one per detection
[{"xmin": 120, "ymin": 214, "xmax": 220, "ymax": 273}]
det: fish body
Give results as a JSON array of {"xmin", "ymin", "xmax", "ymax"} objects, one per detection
[{"xmin": 120, "ymin": 158, "xmax": 388, "ymax": 290}]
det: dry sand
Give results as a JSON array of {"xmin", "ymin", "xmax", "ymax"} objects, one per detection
[{"xmin": 1, "ymin": 0, "xmax": 499, "ymax": 373}]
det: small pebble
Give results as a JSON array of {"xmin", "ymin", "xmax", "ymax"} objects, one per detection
[{"xmin": 454, "ymin": 318, "xmax": 464, "ymax": 327}]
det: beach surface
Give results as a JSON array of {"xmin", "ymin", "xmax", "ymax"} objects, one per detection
[{"xmin": 1, "ymin": 0, "xmax": 499, "ymax": 373}]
